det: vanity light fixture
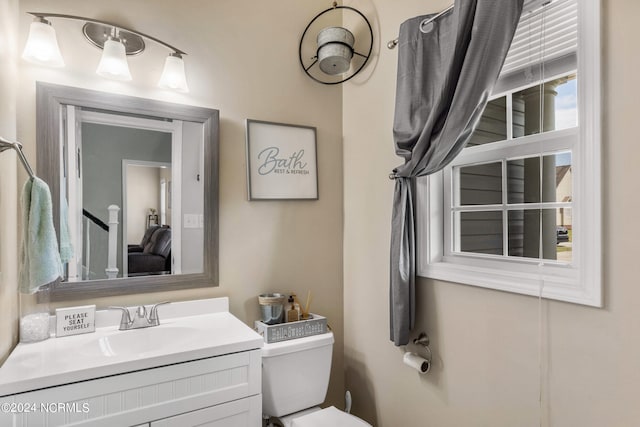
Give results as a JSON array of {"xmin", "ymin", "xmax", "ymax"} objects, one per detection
[
  {"xmin": 95, "ymin": 31, "xmax": 132, "ymax": 81},
  {"xmin": 22, "ymin": 17, "xmax": 65, "ymax": 67},
  {"xmin": 158, "ymin": 53, "xmax": 189, "ymax": 93},
  {"xmin": 22, "ymin": 13, "xmax": 189, "ymax": 92}
]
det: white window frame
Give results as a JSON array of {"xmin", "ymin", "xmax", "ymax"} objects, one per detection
[{"xmin": 416, "ymin": 0, "xmax": 601, "ymax": 307}]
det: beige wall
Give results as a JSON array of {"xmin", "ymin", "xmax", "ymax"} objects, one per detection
[
  {"xmin": 343, "ymin": 1, "xmax": 640, "ymax": 426},
  {"xmin": 126, "ymin": 165, "xmax": 161, "ymax": 244},
  {"xmin": 5, "ymin": 0, "xmax": 637, "ymax": 424},
  {"xmin": 0, "ymin": 0, "xmax": 19, "ymax": 364},
  {"xmin": 5, "ymin": 0, "xmax": 345, "ymax": 406}
]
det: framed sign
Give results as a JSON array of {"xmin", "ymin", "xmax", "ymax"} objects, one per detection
[{"xmin": 245, "ymin": 119, "xmax": 318, "ymax": 200}]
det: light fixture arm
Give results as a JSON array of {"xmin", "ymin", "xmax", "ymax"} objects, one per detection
[{"xmin": 27, "ymin": 12, "xmax": 187, "ymax": 56}]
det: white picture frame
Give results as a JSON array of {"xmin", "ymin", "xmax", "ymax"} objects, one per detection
[{"xmin": 245, "ymin": 119, "xmax": 319, "ymax": 200}]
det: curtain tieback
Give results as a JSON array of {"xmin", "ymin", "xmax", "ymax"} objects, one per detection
[{"xmin": 389, "ymin": 173, "xmax": 411, "ymax": 181}]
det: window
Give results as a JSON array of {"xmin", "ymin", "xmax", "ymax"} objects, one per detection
[{"xmin": 416, "ymin": 0, "xmax": 601, "ymax": 306}]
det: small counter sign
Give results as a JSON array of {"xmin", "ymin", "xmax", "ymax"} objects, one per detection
[{"xmin": 56, "ymin": 305, "xmax": 96, "ymax": 337}]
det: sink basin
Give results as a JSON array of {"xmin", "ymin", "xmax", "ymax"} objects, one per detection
[
  {"xmin": 0, "ymin": 298, "xmax": 265, "ymax": 396},
  {"xmin": 88, "ymin": 326, "xmax": 196, "ymax": 357}
]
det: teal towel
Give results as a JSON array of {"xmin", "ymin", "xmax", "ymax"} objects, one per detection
[
  {"xmin": 19, "ymin": 177, "xmax": 64, "ymax": 294},
  {"xmin": 59, "ymin": 196, "xmax": 73, "ymax": 263}
]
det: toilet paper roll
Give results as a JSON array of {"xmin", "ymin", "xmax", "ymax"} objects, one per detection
[{"xmin": 403, "ymin": 352, "xmax": 431, "ymax": 374}]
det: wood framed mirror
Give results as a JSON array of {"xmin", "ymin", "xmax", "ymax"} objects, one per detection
[{"xmin": 36, "ymin": 82, "xmax": 219, "ymax": 302}]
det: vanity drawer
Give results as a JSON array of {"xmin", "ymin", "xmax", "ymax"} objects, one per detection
[
  {"xmin": 0, "ymin": 349, "xmax": 261, "ymax": 427},
  {"xmin": 151, "ymin": 394, "xmax": 261, "ymax": 427}
]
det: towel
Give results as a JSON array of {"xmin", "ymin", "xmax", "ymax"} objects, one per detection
[
  {"xmin": 19, "ymin": 177, "xmax": 64, "ymax": 294},
  {"xmin": 59, "ymin": 196, "xmax": 73, "ymax": 263}
]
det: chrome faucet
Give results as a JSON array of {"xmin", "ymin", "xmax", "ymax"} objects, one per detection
[{"xmin": 108, "ymin": 302, "xmax": 170, "ymax": 330}]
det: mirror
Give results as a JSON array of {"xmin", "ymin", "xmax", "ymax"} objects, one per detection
[{"xmin": 36, "ymin": 82, "xmax": 219, "ymax": 301}]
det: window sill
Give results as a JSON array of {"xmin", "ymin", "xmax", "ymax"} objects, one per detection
[{"xmin": 419, "ymin": 257, "xmax": 601, "ymax": 307}]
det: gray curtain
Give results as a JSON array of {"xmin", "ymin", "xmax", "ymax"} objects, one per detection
[{"xmin": 390, "ymin": 0, "xmax": 523, "ymax": 346}]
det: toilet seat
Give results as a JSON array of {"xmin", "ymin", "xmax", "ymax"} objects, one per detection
[{"xmin": 290, "ymin": 406, "xmax": 371, "ymax": 427}]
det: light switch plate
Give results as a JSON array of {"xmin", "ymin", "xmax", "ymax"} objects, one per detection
[
  {"xmin": 183, "ymin": 213, "xmax": 197, "ymax": 228},
  {"xmin": 56, "ymin": 305, "xmax": 96, "ymax": 337}
]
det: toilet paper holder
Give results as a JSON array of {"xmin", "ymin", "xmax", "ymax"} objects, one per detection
[
  {"xmin": 413, "ymin": 332, "xmax": 432, "ymax": 363},
  {"xmin": 413, "ymin": 332, "xmax": 430, "ymax": 348},
  {"xmin": 403, "ymin": 332, "xmax": 432, "ymax": 374}
]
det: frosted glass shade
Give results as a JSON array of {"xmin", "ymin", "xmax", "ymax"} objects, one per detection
[
  {"xmin": 158, "ymin": 54, "xmax": 189, "ymax": 92},
  {"xmin": 22, "ymin": 20, "xmax": 65, "ymax": 67},
  {"xmin": 96, "ymin": 39, "xmax": 132, "ymax": 81}
]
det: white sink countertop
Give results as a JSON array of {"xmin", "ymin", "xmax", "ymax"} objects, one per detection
[{"xmin": 0, "ymin": 297, "xmax": 263, "ymax": 396}]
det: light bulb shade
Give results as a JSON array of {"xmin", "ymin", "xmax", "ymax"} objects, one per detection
[
  {"xmin": 22, "ymin": 20, "xmax": 65, "ymax": 67},
  {"xmin": 317, "ymin": 27, "xmax": 355, "ymax": 75},
  {"xmin": 158, "ymin": 54, "xmax": 189, "ymax": 92},
  {"xmin": 96, "ymin": 39, "xmax": 132, "ymax": 81}
]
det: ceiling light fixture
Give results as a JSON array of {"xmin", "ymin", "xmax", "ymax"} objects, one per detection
[
  {"xmin": 22, "ymin": 13, "xmax": 189, "ymax": 92},
  {"xmin": 299, "ymin": 2, "xmax": 373, "ymax": 85}
]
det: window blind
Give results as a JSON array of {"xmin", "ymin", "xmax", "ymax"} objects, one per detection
[{"xmin": 494, "ymin": 0, "xmax": 577, "ymax": 93}]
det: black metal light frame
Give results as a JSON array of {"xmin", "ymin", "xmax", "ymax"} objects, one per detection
[{"xmin": 298, "ymin": 4, "xmax": 373, "ymax": 85}]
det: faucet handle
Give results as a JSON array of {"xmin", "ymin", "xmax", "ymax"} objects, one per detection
[
  {"xmin": 108, "ymin": 306, "xmax": 132, "ymax": 330},
  {"xmin": 136, "ymin": 305, "xmax": 147, "ymax": 318},
  {"xmin": 148, "ymin": 301, "xmax": 170, "ymax": 324}
]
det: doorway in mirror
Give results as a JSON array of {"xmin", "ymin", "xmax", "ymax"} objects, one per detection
[{"xmin": 62, "ymin": 108, "xmax": 204, "ymax": 282}]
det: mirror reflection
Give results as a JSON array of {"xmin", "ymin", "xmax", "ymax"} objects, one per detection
[
  {"xmin": 124, "ymin": 162, "xmax": 172, "ymax": 277},
  {"xmin": 37, "ymin": 82, "xmax": 218, "ymax": 301},
  {"xmin": 63, "ymin": 109, "xmax": 204, "ymax": 282}
]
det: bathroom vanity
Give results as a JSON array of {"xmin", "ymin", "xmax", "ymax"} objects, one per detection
[{"xmin": 0, "ymin": 298, "xmax": 263, "ymax": 426}]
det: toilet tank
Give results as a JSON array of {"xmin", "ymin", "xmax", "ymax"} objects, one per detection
[{"xmin": 261, "ymin": 332, "xmax": 334, "ymax": 417}]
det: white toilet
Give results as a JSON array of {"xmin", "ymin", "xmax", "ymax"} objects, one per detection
[{"xmin": 262, "ymin": 332, "xmax": 371, "ymax": 427}]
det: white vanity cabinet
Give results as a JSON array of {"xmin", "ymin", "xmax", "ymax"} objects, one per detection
[
  {"xmin": 2, "ymin": 349, "xmax": 261, "ymax": 426},
  {"xmin": 0, "ymin": 298, "xmax": 264, "ymax": 427},
  {"xmin": 150, "ymin": 395, "xmax": 261, "ymax": 427}
]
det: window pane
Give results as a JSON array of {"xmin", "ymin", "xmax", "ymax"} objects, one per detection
[
  {"xmin": 457, "ymin": 211, "xmax": 503, "ymax": 255},
  {"xmin": 458, "ymin": 162, "xmax": 502, "ymax": 206},
  {"xmin": 508, "ymin": 209, "xmax": 540, "ymax": 257},
  {"xmin": 468, "ymin": 97, "xmax": 507, "ymax": 146},
  {"xmin": 552, "ymin": 75, "xmax": 578, "ymax": 131},
  {"xmin": 543, "ymin": 152, "xmax": 572, "ymax": 203},
  {"xmin": 507, "ymin": 153, "xmax": 572, "ymax": 204},
  {"xmin": 512, "ymin": 74, "xmax": 578, "ymax": 138},
  {"xmin": 546, "ymin": 208, "xmax": 572, "ymax": 262},
  {"xmin": 507, "ymin": 157, "xmax": 540, "ymax": 204},
  {"xmin": 507, "ymin": 209, "xmax": 571, "ymax": 261}
]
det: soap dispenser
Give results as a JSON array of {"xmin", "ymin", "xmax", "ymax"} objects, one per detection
[{"xmin": 286, "ymin": 295, "xmax": 299, "ymax": 322}]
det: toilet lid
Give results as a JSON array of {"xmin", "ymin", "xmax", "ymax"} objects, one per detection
[{"xmin": 291, "ymin": 406, "xmax": 371, "ymax": 427}]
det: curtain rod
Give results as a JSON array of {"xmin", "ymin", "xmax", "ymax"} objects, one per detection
[
  {"xmin": 0, "ymin": 137, "xmax": 36, "ymax": 179},
  {"xmin": 387, "ymin": 4, "xmax": 454, "ymax": 49}
]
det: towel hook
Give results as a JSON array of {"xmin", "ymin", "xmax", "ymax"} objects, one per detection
[{"xmin": 0, "ymin": 136, "xmax": 36, "ymax": 179}]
